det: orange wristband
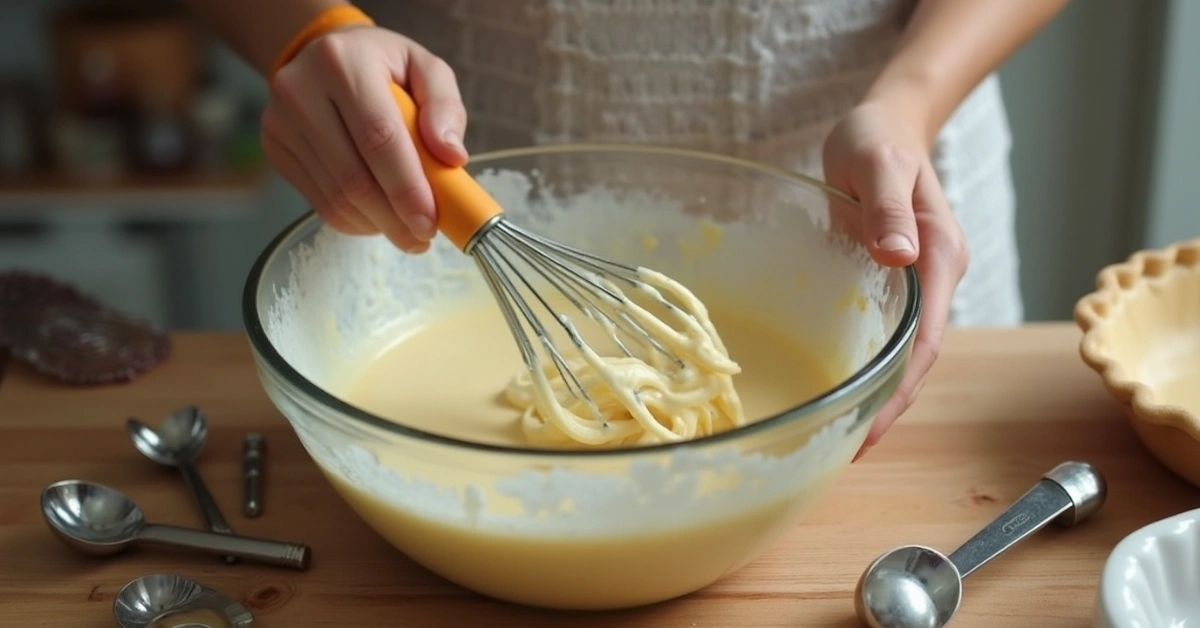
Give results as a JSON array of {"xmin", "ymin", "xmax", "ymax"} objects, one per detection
[{"xmin": 268, "ymin": 5, "xmax": 376, "ymax": 80}]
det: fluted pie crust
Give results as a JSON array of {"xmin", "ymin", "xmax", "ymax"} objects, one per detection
[{"xmin": 1076, "ymin": 238, "xmax": 1200, "ymax": 488}]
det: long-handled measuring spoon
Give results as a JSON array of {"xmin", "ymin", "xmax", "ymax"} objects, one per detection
[
  {"xmin": 127, "ymin": 406, "xmax": 238, "ymax": 564},
  {"xmin": 855, "ymin": 461, "xmax": 1107, "ymax": 628},
  {"xmin": 40, "ymin": 479, "xmax": 311, "ymax": 570}
]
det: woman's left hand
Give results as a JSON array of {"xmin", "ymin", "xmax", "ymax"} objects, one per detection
[{"xmin": 821, "ymin": 98, "xmax": 970, "ymax": 457}]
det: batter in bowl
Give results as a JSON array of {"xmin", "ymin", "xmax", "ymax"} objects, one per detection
[
  {"xmin": 342, "ymin": 296, "xmax": 834, "ymax": 449},
  {"xmin": 321, "ymin": 296, "xmax": 844, "ymax": 609}
]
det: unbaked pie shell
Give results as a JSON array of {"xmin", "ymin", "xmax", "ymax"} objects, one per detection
[{"xmin": 1076, "ymin": 237, "xmax": 1200, "ymax": 488}]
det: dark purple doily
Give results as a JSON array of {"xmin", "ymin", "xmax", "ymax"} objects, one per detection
[{"xmin": 0, "ymin": 271, "xmax": 171, "ymax": 385}]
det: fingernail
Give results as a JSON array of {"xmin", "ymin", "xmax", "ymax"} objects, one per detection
[
  {"xmin": 878, "ymin": 233, "xmax": 915, "ymax": 253},
  {"xmin": 406, "ymin": 213, "xmax": 436, "ymax": 240},
  {"xmin": 443, "ymin": 130, "xmax": 464, "ymax": 153}
]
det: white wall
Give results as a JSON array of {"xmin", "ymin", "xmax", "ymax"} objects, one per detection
[
  {"xmin": 1142, "ymin": 0, "xmax": 1200, "ymax": 249},
  {"xmin": 997, "ymin": 0, "xmax": 1165, "ymax": 319}
]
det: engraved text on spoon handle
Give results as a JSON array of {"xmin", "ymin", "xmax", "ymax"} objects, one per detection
[{"xmin": 946, "ymin": 479, "xmax": 1072, "ymax": 579}]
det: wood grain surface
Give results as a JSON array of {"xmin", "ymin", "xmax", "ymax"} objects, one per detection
[{"xmin": 0, "ymin": 324, "xmax": 1196, "ymax": 627}]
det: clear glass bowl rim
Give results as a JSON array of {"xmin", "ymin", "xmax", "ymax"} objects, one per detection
[{"xmin": 241, "ymin": 143, "xmax": 922, "ymax": 459}]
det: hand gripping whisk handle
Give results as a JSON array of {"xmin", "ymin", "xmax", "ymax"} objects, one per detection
[
  {"xmin": 269, "ymin": 7, "xmax": 503, "ymax": 251},
  {"xmin": 389, "ymin": 83, "xmax": 505, "ymax": 252}
]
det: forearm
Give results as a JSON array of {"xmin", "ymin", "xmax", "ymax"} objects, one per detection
[
  {"xmin": 184, "ymin": 0, "xmax": 350, "ymax": 75},
  {"xmin": 865, "ymin": 0, "xmax": 1072, "ymax": 146}
]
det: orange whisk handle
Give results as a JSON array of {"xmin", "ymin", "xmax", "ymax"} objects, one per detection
[{"xmin": 389, "ymin": 84, "xmax": 505, "ymax": 251}]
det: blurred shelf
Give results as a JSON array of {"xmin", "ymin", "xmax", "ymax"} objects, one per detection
[
  {"xmin": 0, "ymin": 168, "xmax": 270, "ymax": 222},
  {"xmin": 0, "ymin": 169, "xmax": 266, "ymax": 195}
]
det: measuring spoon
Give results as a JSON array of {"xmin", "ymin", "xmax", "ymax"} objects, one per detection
[
  {"xmin": 855, "ymin": 461, "xmax": 1107, "ymax": 628},
  {"xmin": 127, "ymin": 406, "xmax": 237, "ymax": 564},
  {"xmin": 40, "ymin": 479, "xmax": 311, "ymax": 570},
  {"xmin": 114, "ymin": 573, "xmax": 254, "ymax": 628}
]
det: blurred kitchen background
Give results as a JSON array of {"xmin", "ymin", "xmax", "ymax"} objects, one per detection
[{"xmin": 0, "ymin": 0, "xmax": 1196, "ymax": 330}]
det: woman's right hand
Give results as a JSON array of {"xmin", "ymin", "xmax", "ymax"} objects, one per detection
[{"xmin": 262, "ymin": 25, "xmax": 468, "ymax": 253}]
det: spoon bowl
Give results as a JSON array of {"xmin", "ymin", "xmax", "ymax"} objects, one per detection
[
  {"xmin": 127, "ymin": 406, "xmax": 208, "ymax": 466},
  {"xmin": 42, "ymin": 479, "xmax": 145, "ymax": 555},
  {"xmin": 114, "ymin": 573, "xmax": 254, "ymax": 628},
  {"xmin": 854, "ymin": 545, "xmax": 960, "ymax": 628}
]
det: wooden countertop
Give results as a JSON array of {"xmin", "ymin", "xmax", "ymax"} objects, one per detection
[{"xmin": 0, "ymin": 323, "xmax": 1196, "ymax": 627}]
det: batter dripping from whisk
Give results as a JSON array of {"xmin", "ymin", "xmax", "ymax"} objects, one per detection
[{"xmin": 503, "ymin": 268, "xmax": 745, "ymax": 447}]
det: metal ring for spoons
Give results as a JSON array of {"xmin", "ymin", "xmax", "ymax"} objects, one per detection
[
  {"xmin": 855, "ymin": 460, "xmax": 1107, "ymax": 628},
  {"xmin": 127, "ymin": 406, "xmax": 238, "ymax": 564},
  {"xmin": 40, "ymin": 479, "xmax": 311, "ymax": 570},
  {"xmin": 114, "ymin": 573, "xmax": 254, "ymax": 628}
]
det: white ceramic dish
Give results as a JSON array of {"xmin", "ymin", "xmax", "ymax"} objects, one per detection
[{"xmin": 1094, "ymin": 507, "xmax": 1200, "ymax": 627}]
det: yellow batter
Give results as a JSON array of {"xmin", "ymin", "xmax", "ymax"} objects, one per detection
[
  {"xmin": 316, "ymin": 296, "xmax": 847, "ymax": 610},
  {"xmin": 342, "ymin": 299, "xmax": 833, "ymax": 448},
  {"xmin": 319, "ymin": 463, "xmax": 842, "ymax": 610}
]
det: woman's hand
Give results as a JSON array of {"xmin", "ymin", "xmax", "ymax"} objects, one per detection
[
  {"xmin": 821, "ymin": 97, "xmax": 970, "ymax": 457},
  {"xmin": 262, "ymin": 25, "xmax": 469, "ymax": 253}
]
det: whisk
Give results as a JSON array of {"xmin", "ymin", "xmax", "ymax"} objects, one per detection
[{"xmin": 387, "ymin": 84, "xmax": 743, "ymax": 444}]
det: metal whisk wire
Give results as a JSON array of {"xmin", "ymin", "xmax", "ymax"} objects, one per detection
[
  {"xmin": 386, "ymin": 84, "xmax": 698, "ymax": 426},
  {"xmin": 468, "ymin": 218, "xmax": 685, "ymax": 416}
]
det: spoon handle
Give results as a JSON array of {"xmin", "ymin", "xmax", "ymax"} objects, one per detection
[
  {"xmin": 947, "ymin": 461, "xmax": 1107, "ymax": 578},
  {"xmin": 178, "ymin": 461, "xmax": 234, "ymax": 535},
  {"xmin": 178, "ymin": 461, "xmax": 239, "ymax": 565},
  {"xmin": 138, "ymin": 524, "xmax": 312, "ymax": 570}
]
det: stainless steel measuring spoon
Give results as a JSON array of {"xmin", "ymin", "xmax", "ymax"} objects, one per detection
[
  {"xmin": 40, "ymin": 479, "xmax": 311, "ymax": 570},
  {"xmin": 855, "ymin": 460, "xmax": 1107, "ymax": 628},
  {"xmin": 114, "ymin": 573, "xmax": 254, "ymax": 628},
  {"xmin": 127, "ymin": 405, "xmax": 237, "ymax": 564}
]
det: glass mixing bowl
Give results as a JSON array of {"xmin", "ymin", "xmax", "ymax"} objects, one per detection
[{"xmin": 243, "ymin": 145, "xmax": 919, "ymax": 611}]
